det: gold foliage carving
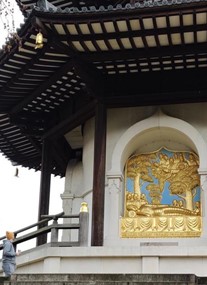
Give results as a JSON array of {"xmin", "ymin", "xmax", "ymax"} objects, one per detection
[{"xmin": 121, "ymin": 148, "xmax": 201, "ymax": 238}]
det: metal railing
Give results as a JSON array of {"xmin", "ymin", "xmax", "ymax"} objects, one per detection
[{"xmin": 0, "ymin": 204, "xmax": 89, "ymax": 251}]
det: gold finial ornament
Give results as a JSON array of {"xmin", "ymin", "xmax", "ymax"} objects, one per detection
[
  {"xmin": 80, "ymin": 202, "xmax": 88, "ymax": 213},
  {"xmin": 35, "ymin": 31, "xmax": 43, "ymax": 49}
]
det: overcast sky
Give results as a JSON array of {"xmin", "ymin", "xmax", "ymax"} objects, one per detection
[
  {"xmin": 0, "ymin": 153, "xmax": 65, "ymax": 250},
  {"xmin": 0, "ymin": 3, "xmax": 65, "ymax": 250},
  {"xmin": 0, "ymin": 1, "xmax": 24, "ymax": 48}
]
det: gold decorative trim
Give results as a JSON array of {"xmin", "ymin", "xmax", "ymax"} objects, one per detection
[
  {"xmin": 121, "ymin": 216, "xmax": 201, "ymax": 238},
  {"xmin": 121, "ymin": 147, "xmax": 201, "ymax": 238}
]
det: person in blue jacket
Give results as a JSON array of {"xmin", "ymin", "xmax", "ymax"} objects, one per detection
[{"xmin": 2, "ymin": 231, "xmax": 21, "ymax": 277}]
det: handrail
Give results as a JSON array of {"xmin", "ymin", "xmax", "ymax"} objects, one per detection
[
  {"xmin": 0, "ymin": 209, "xmax": 89, "ymax": 250},
  {"xmin": 0, "ymin": 212, "xmax": 64, "ymax": 242}
]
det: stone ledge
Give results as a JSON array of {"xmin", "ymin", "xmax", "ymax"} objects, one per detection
[{"xmin": 7, "ymin": 274, "xmax": 198, "ymax": 282}]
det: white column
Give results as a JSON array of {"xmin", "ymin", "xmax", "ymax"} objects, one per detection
[
  {"xmin": 105, "ymin": 174, "xmax": 123, "ymax": 245},
  {"xmin": 198, "ymin": 169, "xmax": 207, "ymax": 237}
]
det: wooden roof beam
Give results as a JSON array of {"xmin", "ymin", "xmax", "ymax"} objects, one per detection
[
  {"xmin": 9, "ymin": 111, "xmax": 55, "ymax": 133},
  {"xmin": 81, "ymin": 42, "xmax": 207, "ymax": 62},
  {"xmin": 56, "ymin": 23, "xmax": 207, "ymax": 42},
  {"xmin": 0, "ymin": 46, "xmax": 47, "ymax": 98},
  {"xmin": 20, "ymin": 128, "xmax": 44, "ymax": 137},
  {"xmin": 42, "ymin": 100, "xmax": 96, "ymax": 140},
  {"xmin": 12, "ymin": 155, "xmax": 41, "ymax": 169},
  {"xmin": 50, "ymin": 39, "xmax": 108, "ymax": 98},
  {"xmin": 31, "ymin": 17, "xmax": 49, "ymax": 36},
  {"xmin": 10, "ymin": 60, "xmax": 75, "ymax": 115},
  {"xmin": 105, "ymin": 89, "xmax": 207, "ymax": 107},
  {"xmin": 52, "ymin": 137, "xmax": 73, "ymax": 171}
]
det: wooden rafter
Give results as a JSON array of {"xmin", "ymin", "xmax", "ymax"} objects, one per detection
[
  {"xmin": 1, "ymin": 1, "xmax": 207, "ymax": 176},
  {"xmin": 42, "ymin": 100, "xmax": 96, "ymax": 140},
  {"xmin": 50, "ymin": 39, "xmax": 107, "ymax": 98},
  {"xmin": 10, "ymin": 59, "xmax": 75, "ymax": 115},
  {"xmin": 80, "ymin": 42, "xmax": 207, "ymax": 62}
]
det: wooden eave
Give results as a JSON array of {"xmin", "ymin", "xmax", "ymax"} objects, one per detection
[{"xmin": 1, "ymin": 2, "xmax": 207, "ymax": 174}]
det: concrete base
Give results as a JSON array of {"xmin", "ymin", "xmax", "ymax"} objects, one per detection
[
  {"xmin": 1, "ymin": 244, "xmax": 207, "ymax": 277},
  {"xmin": 1, "ymin": 273, "xmax": 202, "ymax": 285}
]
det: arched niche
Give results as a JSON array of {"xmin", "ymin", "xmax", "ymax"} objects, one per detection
[
  {"xmin": 108, "ymin": 110, "xmax": 207, "ymax": 176},
  {"xmin": 105, "ymin": 110, "xmax": 207, "ymax": 243}
]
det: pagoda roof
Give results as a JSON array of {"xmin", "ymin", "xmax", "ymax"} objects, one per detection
[{"xmin": 1, "ymin": 1, "xmax": 207, "ymax": 175}]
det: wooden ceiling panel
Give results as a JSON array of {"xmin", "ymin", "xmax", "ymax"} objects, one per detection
[{"xmin": 1, "ymin": 0, "xmax": 207, "ymax": 175}]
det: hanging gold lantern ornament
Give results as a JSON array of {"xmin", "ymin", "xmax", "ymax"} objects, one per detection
[{"xmin": 35, "ymin": 30, "xmax": 43, "ymax": 49}]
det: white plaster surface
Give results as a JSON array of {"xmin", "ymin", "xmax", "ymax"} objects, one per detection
[
  {"xmin": 1, "ymin": 245, "xmax": 207, "ymax": 276},
  {"xmin": 46, "ymin": 103, "xmax": 207, "ymax": 277}
]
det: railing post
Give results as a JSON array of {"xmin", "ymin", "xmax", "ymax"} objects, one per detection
[
  {"xmin": 13, "ymin": 232, "xmax": 17, "ymax": 252},
  {"xmin": 51, "ymin": 219, "xmax": 58, "ymax": 243},
  {"xmin": 79, "ymin": 202, "xmax": 89, "ymax": 246}
]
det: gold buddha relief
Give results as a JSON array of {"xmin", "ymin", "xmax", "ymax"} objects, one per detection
[{"xmin": 121, "ymin": 148, "xmax": 201, "ymax": 238}]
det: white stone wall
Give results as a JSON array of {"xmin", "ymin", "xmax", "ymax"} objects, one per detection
[
  {"xmin": 2, "ymin": 244, "xmax": 207, "ymax": 276},
  {"xmin": 62, "ymin": 103, "xmax": 207, "ymax": 248},
  {"xmin": 1, "ymin": 104, "xmax": 207, "ymax": 277}
]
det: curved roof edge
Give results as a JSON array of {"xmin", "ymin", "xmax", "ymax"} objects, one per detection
[{"xmin": 34, "ymin": 0, "xmax": 207, "ymax": 14}]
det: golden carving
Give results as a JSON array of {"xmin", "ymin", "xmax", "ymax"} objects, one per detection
[{"xmin": 121, "ymin": 148, "xmax": 201, "ymax": 238}]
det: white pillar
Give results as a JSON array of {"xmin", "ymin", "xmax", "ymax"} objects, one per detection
[{"xmin": 105, "ymin": 174, "xmax": 123, "ymax": 245}]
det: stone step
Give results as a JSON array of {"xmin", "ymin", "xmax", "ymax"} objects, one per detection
[
  {"xmin": 0, "ymin": 277, "xmax": 9, "ymax": 285},
  {"xmin": 1, "ymin": 274, "xmax": 203, "ymax": 285},
  {"xmin": 9, "ymin": 274, "xmax": 198, "ymax": 282},
  {"xmin": 6, "ymin": 282, "xmax": 191, "ymax": 284},
  {"xmin": 198, "ymin": 277, "xmax": 207, "ymax": 285}
]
